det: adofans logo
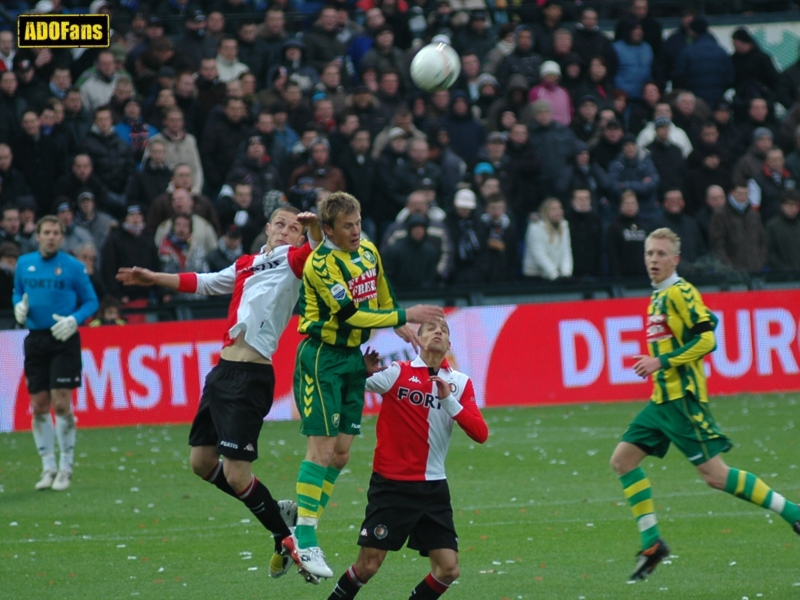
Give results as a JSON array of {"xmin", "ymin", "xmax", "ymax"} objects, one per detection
[{"xmin": 18, "ymin": 14, "xmax": 110, "ymax": 48}]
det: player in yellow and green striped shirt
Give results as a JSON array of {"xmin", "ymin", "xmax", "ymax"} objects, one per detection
[
  {"xmin": 283, "ymin": 192, "xmax": 443, "ymax": 581},
  {"xmin": 610, "ymin": 227, "xmax": 800, "ymax": 582}
]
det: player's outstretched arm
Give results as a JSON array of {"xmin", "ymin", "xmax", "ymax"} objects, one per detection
[
  {"xmin": 297, "ymin": 211, "xmax": 322, "ymax": 245},
  {"xmin": 117, "ymin": 267, "xmax": 180, "ymax": 290}
]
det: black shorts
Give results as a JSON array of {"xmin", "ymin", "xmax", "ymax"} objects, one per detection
[
  {"xmin": 188, "ymin": 359, "xmax": 275, "ymax": 462},
  {"xmin": 357, "ymin": 472, "xmax": 458, "ymax": 556},
  {"xmin": 24, "ymin": 330, "xmax": 82, "ymax": 394}
]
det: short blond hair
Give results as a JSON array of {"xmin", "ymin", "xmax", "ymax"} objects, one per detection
[
  {"xmin": 318, "ymin": 191, "xmax": 360, "ymax": 228},
  {"xmin": 646, "ymin": 227, "xmax": 681, "ymax": 255}
]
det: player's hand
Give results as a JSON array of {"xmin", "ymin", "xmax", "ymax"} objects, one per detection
[
  {"xmin": 116, "ymin": 266, "xmax": 157, "ymax": 286},
  {"xmin": 405, "ymin": 304, "xmax": 444, "ymax": 325},
  {"xmin": 51, "ymin": 314, "xmax": 78, "ymax": 341},
  {"xmin": 363, "ymin": 346, "xmax": 385, "ymax": 375},
  {"xmin": 296, "ymin": 211, "xmax": 319, "ymax": 226},
  {"xmin": 394, "ymin": 323, "xmax": 421, "ymax": 353},
  {"xmin": 429, "ymin": 375, "xmax": 451, "ymax": 399},
  {"xmin": 633, "ymin": 355, "xmax": 661, "ymax": 378},
  {"xmin": 14, "ymin": 293, "xmax": 29, "ymax": 325}
]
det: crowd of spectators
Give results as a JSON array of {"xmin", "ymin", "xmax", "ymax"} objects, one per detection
[{"xmin": 2, "ymin": 0, "xmax": 800, "ymax": 315}]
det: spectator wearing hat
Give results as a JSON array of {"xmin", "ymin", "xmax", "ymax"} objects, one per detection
[
  {"xmin": 607, "ymin": 17, "xmax": 654, "ymax": 101},
  {"xmin": 709, "ymin": 183, "xmax": 767, "ymax": 273},
  {"xmin": 475, "ymin": 130, "xmax": 510, "ymax": 183},
  {"xmin": 528, "ymin": 61, "xmax": 572, "ymax": 127},
  {"xmin": 74, "ymin": 190, "xmax": 117, "ymax": 251},
  {"xmin": 349, "ymin": 85, "xmax": 390, "ymax": 140},
  {"xmin": 0, "ymin": 143, "xmax": 31, "ymax": 206},
  {"xmin": 497, "ymin": 25, "xmax": 543, "ymax": 90},
  {"xmin": 711, "ymin": 100, "xmax": 741, "ymax": 154},
  {"xmin": 445, "ymin": 188, "xmax": 484, "ymax": 285},
  {"xmin": 562, "ymin": 141, "xmax": 611, "ymax": 213},
  {"xmin": 733, "ymin": 126, "xmax": 775, "ymax": 188},
  {"xmin": 569, "ymin": 95, "xmax": 600, "ymax": 145},
  {"xmin": 572, "ymin": 8, "xmax": 610, "ymax": 67},
  {"xmin": 749, "ymin": 147, "xmax": 796, "ymax": 223},
  {"xmin": 207, "ymin": 224, "xmax": 245, "ymax": 274},
  {"xmin": 731, "ymin": 28, "xmax": 780, "ymax": 119},
  {"xmin": 0, "ymin": 204, "xmax": 34, "ymax": 254},
  {"xmin": 767, "ymin": 190, "xmax": 800, "ymax": 272},
  {"xmin": 592, "ymin": 117, "xmax": 625, "ymax": 171},
  {"xmin": 13, "ymin": 109, "xmax": 69, "ymax": 212},
  {"xmin": 685, "ymin": 144, "xmax": 732, "ymax": 217},
  {"xmin": 608, "ymin": 134, "xmax": 660, "ymax": 218},
  {"xmin": 485, "ymin": 74, "xmax": 529, "ymax": 133},
  {"xmin": 565, "ymin": 188, "xmax": 603, "ymax": 279},
  {"xmin": 79, "ymin": 106, "xmax": 135, "ymax": 217},
  {"xmin": 176, "ymin": 10, "xmax": 215, "ymax": 72},
  {"xmin": 646, "ymin": 115, "xmax": 686, "ymax": 199},
  {"xmin": 0, "ymin": 240, "xmax": 19, "ymax": 310},
  {"xmin": 473, "ymin": 74, "xmax": 500, "ymax": 124},
  {"xmin": 382, "ymin": 212, "xmax": 442, "ymax": 292},
  {"xmin": 672, "ymin": 18, "xmax": 734, "ymax": 109},
  {"xmin": 528, "ymin": 98, "xmax": 579, "ymax": 201},
  {"xmin": 12, "ymin": 53, "xmax": 49, "ymax": 112},
  {"xmin": 216, "ymin": 36, "xmax": 250, "ymax": 84},
  {"xmin": 523, "ymin": 197, "xmax": 572, "ymax": 280},
  {"xmin": 438, "ymin": 90, "xmax": 486, "ymax": 165},
  {"xmin": 478, "ymin": 193, "xmax": 519, "ymax": 283},
  {"xmin": 635, "ymin": 102, "xmax": 692, "ymax": 158},
  {"xmin": 125, "ymin": 15, "xmax": 166, "ymax": 76},
  {"xmin": 79, "ymin": 51, "xmax": 123, "ymax": 114},
  {"xmin": 48, "ymin": 200, "xmax": 96, "ymax": 256}
]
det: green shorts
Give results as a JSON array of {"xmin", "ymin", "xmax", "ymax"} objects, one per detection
[
  {"xmin": 293, "ymin": 336, "xmax": 367, "ymax": 437},
  {"xmin": 621, "ymin": 394, "xmax": 733, "ymax": 466}
]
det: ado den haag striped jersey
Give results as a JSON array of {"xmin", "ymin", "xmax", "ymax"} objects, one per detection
[
  {"xmin": 366, "ymin": 357, "xmax": 489, "ymax": 481},
  {"xmin": 178, "ymin": 242, "xmax": 313, "ymax": 360}
]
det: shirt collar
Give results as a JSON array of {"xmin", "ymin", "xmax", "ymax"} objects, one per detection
[
  {"xmin": 411, "ymin": 355, "xmax": 451, "ymax": 371},
  {"xmin": 653, "ymin": 272, "xmax": 680, "ymax": 292}
]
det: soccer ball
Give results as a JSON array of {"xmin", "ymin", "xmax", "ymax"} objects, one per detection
[{"xmin": 410, "ymin": 42, "xmax": 461, "ymax": 92}]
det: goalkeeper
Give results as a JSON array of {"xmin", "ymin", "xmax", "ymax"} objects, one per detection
[{"xmin": 13, "ymin": 215, "xmax": 98, "ymax": 493}]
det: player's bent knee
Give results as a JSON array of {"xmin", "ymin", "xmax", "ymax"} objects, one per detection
[
  {"xmin": 355, "ymin": 549, "xmax": 386, "ymax": 580},
  {"xmin": 331, "ymin": 450, "xmax": 350, "ymax": 470},
  {"xmin": 433, "ymin": 563, "xmax": 460, "ymax": 584}
]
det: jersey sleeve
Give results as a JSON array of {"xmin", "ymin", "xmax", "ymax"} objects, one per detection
[
  {"xmin": 71, "ymin": 262, "xmax": 100, "ymax": 325},
  {"xmin": 305, "ymin": 252, "xmax": 407, "ymax": 329},
  {"xmin": 659, "ymin": 283, "xmax": 717, "ymax": 369},
  {"xmin": 12, "ymin": 257, "xmax": 24, "ymax": 305},
  {"xmin": 365, "ymin": 362, "xmax": 401, "ymax": 394},
  {"xmin": 288, "ymin": 243, "xmax": 313, "ymax": 279},
  {"xmin": 194, "ymin": 263, "xmax": 237, "ymax": 295},
  {"xmin": 450, "ymin": 379, "xmax": 489, "ymax": 443}
]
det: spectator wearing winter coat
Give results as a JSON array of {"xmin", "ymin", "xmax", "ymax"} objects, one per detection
[
  {"xmin": 733, "ymin": 127, "xmax": 774, "ymax": 187},
  {"xmin": 606, "ymin": 189, "xmax": 650, "ymax": 279},
  {"xmin": 749, "ymin": 147, "xmax": 796, "ymax": 223},
  {"xmin": 113, "ymin": 100, "xmax": 157, "ymax": 166},
  {"xmin": 79, "ymin": 50, "xmax": 123, "ymax": 113},
  {"xmin": 437, "ymin": 90, "xmax": 486, "ymax": 166},
  {"xmin": 646, "ymin": 116, "xmax": 687, "ymax": 199},
  {"xmin": 0, "ymin": 143, "xmax": 31, "ymax": 207},
  {"xmin": 528, "ymin": 99, "xmax": 579, "ymax": 202},
  {"xmin": 635, "ymin": 103, "xmax": 693, "ymax": 159},
  {"xmin": 478, "ymin": 194, "xmax": 519, "ymax": 284},
  {"xmin": 574, "ymin": 56, "xmax": 615, "ymax": 111},
  {"xmin": 523, "ymin": 197, "xmax": 572, "ymax": 280},
  {"xmin": 592, "ymin": 117, "xmax": 625, "ymax": 171},
  {"xmin": 382, "ymin": 213, "xmax": 442, "ymax": 292},
  {"xmin": 158, "ymin": 214, "xmax": 210, "ymax": 301},
  {"xmin": 503, "ymin": 124, "xmax": 541, "ymax": 219},
  {"xmin": 223, "ymin": 135, "xmax": 282, "ymax": 202},
  {"xmin": 496, "ymin": 25, "xmax": 543, "ymax": 90},
  {"xmin": 74, "ymin": 190, "xmax": 117, "ymax": 251},
  {"xmin": 126, "ymin": 140, "xmax": 172, "ymax": 213},
  {"xmin": 389, "ymin": 138, "xmax": 444, "ymax": 214},
  {"xmin": 685, "ymin": 145, "xmax": 732, "ymax": 217},
  {"xmin": 53, "ymin": 153, "xmax": 111, "ymax": 216},
  {"xmin": 777, "ymin": 45, "xmax": 800, "ymax": 111},
  {"xmin": 485, "ymin": 74, "xmax": 530, "ymax": 132},
  {"xmin": 141, "ymin": 107, "xmax": 204, "ymax": 196},
  {"xmin": 672, "ymin": 18, "xmax": 734, "ymax": 109},
  {"xmin": 207, "ymin": 224, "xmax": 244, "ymax": 274},
  {"xmin": 607, "ymin": 18, "xmax": 653, "ymax": 101},
  {"xmin": 731, "ymin": 28, "xmax": 780, "ymax": 116},
  {"xmin": 696, "ymin": 184, "xmax": 727, "ymax": 244},
  {"xmin": 154, "ymin": 188, "xmax": 218, "ymax": 256},
  {"xmin": 572, "ymin": 8, "xmax": 610, "ymax": 67},
  {"xmin": 46, "ymin": 201, "xmax": 96, "ymax": 257},
  {"xmin": 483, "ymin": 23, "xmax": 517, "ymax": 77},
  {"xmin": 562, "ymin": 142, "xmax": 611, "ymax": 212},
  {"xmin": 528, "ymin": 61, "xmax": 572, "ymax": 127},
  {"xmin": 146, "ymin": 166, "xmax": 221, "ymax": 235},
  {"xmin": 614, "ymin": 0, "xmax": 663, "ymax": 58},
  {"xmin": 608, "ymin": 134, "xmax": 660, "ymax": 218},
  {"xmin": 653, "ymin": 190, "xmax": 707, "ymax": 267},
  {"xmin": 288, "ymin": 137, "xmax": 346, "ymax": 193},
  {"xmin": 445, "ymin": 189, "xmax": 484, "ymax": 285},
  {"xmin": 569, "ymin": 95, "xmax": 600, "ymax": 145},
  {"xmin": 214, "ymin": 181, "xmax": 265, "ymax": 253},
  {"xmin": 766, "ymin": 190, "xmax": 800, "ymax": 271},
  {"xmin": 710, "ymin": 184, "xmax": 768, "ymax": 273},
  {"xmin": 79, "ymin": 106, "xmax": 135, "ymax": 213},
  {"xmin": 302, "ymin": 7, "xmax": 349, "ymax": 74},
  {"xmin": 200, "ymin": 97, "xmax": 250, "ymax": 195},
  {"xmin": 659, "ymin": 7, "xmax": 696, "ymax": 88},
  {"xmin": 565, "ymin": 188, "xmax": 603, "ymax": 279},
  {"xmin": 732, "ymin": 98, "xmax": 780, "ymax": 161}
]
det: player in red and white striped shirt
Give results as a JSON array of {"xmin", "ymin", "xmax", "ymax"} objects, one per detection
[
  {"xmin": 327, "ymin": 317, "xmax": 489, "ymax": 600},
  {"xmin": 117, "ymin": 206, "xmax": 321, "ymax": 579}
]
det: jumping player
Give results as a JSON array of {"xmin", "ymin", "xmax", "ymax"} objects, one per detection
[
  {"xmin": 284, "ymin": 192, "xmax": 444, "ymax": 581},
  {"xmin": 327, "ymin": 317, "xmax": 489, "ymax": 600},
  {"xmin": 14, "ymin": 216, "xmax": 99, "ymax": 491},
  {"xmin": 116, "ymin": 207, "xmax": 321, "ymax": 578},
  {"xmin": 610, "ymin": 227, "xmax": 800, "ymax": 581}
]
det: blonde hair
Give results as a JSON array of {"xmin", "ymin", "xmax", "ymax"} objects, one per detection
[
  {"xmin": 539, "ymin": 197, "xmax": 564, "ymax": 244},
  {"xmin": 318, "ymin": 191, "xmax": 361, "ymax": 228},
  {"xmin": 646, "ymin": 227, "xmax": 681, "ymax": 255}
]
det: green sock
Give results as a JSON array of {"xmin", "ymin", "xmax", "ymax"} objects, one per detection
[
  {"xmin": 317, "ymin": 466, "xmax": 341, "ymax": 520},
  {"xmin": 296, "ymin": 460, "xmax": 327, "ymax": 549},
  {"xmin": 620, "ymin": 467, "xmax": 661, "ymax": 549},
  {"xmin": 724, "ymin": 468, "xmax": 800, "ymax": 524}
]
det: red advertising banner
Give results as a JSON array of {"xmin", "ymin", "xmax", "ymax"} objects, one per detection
[{"xmin": 1, "ymin": 289, "xmax": 799, "ymax": 433}]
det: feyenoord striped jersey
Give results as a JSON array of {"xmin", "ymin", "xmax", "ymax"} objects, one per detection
[
  {"xmin": 646, "ymin": 273, "xmax": 718, "ymax": 404},
  {"xmin": 365, "ymin": 357, "xmax": 489, "ymax": 481},
  {"xmin": 178, "ymin": 242, "xmax": 313, "ymax": 360}
]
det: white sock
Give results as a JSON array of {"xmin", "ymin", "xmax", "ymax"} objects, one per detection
[
  {"xmin": 55, "ymin": 413, "xmax": 77, "ymax": 473},
  {"xmin": 32, "ymin": 413, "xmax": 57, "ymax": 472}
]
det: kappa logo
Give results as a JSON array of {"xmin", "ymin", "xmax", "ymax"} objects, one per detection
[
  {"xmin": 244, "ymin": 443, "xmax": 255, "ymax": 452},
  {"xmin": 409, "ymin": 376, "xmax": 421, "ymax": 384},
  {"xmin": 360, "ymin": 528, "xmax": 368, "ymax": 537}
]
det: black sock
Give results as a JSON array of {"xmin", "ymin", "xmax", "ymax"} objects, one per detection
[
  {"xmin": 237, "ymin": 477, "xmax": 291, "ymax": 549},
  {"xmin": 328, "ymin": 566, "xmax": 365, "ymax": 600},
  {"xmin": 204, "ymin": 461, "xmax": 238, "ymax": 499},
  {"xmin": 409, "ymin": 573, "xmax": 449, "ymax": 599}
]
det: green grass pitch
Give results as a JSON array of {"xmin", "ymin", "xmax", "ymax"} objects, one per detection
[{"xmin": 2, "ymin": 394, "xmax": 799, "ymax": 600}]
